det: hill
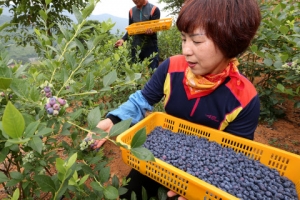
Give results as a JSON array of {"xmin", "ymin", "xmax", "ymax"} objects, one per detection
[
  {"xmin": 0, "ymin": 6, "xmax": 128, "ymax": 63},
  {"xmin": 0, "ymin": 7, "xmax": 128, "ymax": 34}
]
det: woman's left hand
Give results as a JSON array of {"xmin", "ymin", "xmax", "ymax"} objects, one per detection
[{"xmin": 167, "ymin": 190, "xmax": 187, "ymax": 200}]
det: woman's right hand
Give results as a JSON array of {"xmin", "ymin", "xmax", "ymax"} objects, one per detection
[
  {"xmin": 114, "ymin": 39, "xmax": 124, "ymax": 48},
  {"xmin": 87, "ymin": 118, "xmax": 114, "ymax": 150}
]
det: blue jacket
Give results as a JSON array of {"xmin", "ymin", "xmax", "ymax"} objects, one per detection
[{"xmin": 108, "ymin": 55, "xmax": 260, "ymax": 140}]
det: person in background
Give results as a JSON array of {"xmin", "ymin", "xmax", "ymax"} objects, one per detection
[
  {"xmin": 114, "ymin": 0, "xmax": 160, "ymax": 71},
  {"xmin": 92, "ymin": 0, "xmax": 262, "ymax": 199}
]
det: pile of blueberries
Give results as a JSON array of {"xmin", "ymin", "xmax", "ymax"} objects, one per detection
[{"xmin": 143, "ymin": 126, "xmax": 298, "ymax": 200}]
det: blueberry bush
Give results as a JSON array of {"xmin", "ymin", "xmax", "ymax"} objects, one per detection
[
  {"xmin": 0, "ymin": 0, "xmax": 154, "ymax": 199},
  {"xmin": 238, "ymin": 0, "xmax": 300, "ymax": 124}
]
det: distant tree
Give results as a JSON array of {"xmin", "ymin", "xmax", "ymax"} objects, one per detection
[
  {"xmin": 0, "ymin": 0, "xmax": 89, "ymax": 46},
  {"xmin": 158, "ymin": 0, "xmax": 184, "ymax": 16}
]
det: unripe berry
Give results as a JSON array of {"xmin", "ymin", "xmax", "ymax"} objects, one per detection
[
  {"xmin": 53, "ymin": 110, "xmax": 59, "ymax": 116},
  {"xmin": 0, "ymin": 92, "xmax": 4, "ymax": 97},
  {"xmin": 49, "ymin": 97, "xmax": 56, "ymax": 105},
  {"xmin": 58, "ymin": 98, "xmax": 66, "ymax": 106},
  {"xmin": 44, "ymin": 86, "xmax": 51, "ymax": 93},
  {"xmin": 47, "ymin": 107, "xmax": 54, "ymax": 115},
  {"xmin": 53, "ymin": 103, "xmax": 60, "ymax": 110}
]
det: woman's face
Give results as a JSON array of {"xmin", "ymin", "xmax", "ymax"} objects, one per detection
[{"xmin": 181, "ymin": 28, "xmax": 230, "ymax": 76}]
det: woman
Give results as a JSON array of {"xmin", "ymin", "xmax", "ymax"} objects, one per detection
[{"xmin": 91, "ymin": 0, "xmax": 261, "ymax": 199}]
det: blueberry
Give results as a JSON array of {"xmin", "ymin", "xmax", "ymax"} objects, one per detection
[
  {"xmin": 44, "ymin": 86, "xmax": 51, "ymax": 93},
  {"xmin": 47, "ymin": 107, "xmax": 54, "ymax": 115}
]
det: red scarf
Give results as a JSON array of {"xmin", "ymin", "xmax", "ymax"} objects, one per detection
[{"xmin": 183, "ymin": 59, "xmax": 244, "ymax": 100}]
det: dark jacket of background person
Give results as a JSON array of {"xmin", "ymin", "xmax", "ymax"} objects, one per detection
[{"xmin": 120, "ymin": 1, "xmax": 160, "ymax": 70}]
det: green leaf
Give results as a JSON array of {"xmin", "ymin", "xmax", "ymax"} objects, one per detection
[
  {"xmin": 99, "ymin": 167, "xmax": 110, "ymax": 183},
  {"xmin": 56, "ymin": 158, "xmax": 66, "ymax": 174},
  {"xmin": 87, "ymin": 107, "xmax": 101, "ymax": 129},
  {"xmin": 79, "ymin": 174, "xmax": 89, "ymax": 186},
  {"xmin": 119, "ymin": 187, "xmax": 128, "ymax": 196},
  {"xmin": 91, "ymin": 181, "xmax": 104, "ymax": 193},
  {"xmin": 131, "ymin": 128, "xmax": 146, "ymax": 148},
  {"xmin": 28, "ymin": 136, "xmax": 43, "ymax": 154},
  {"xmin": 277, "ymin": 84, "xmax": 285, "ymax": 92},
  {"xmin": 263, "ymin": 58, "xmax": 273, "ymax": 67},
  {"xmin": 39, "ymin": 10, "xmax": 48, "ymax": 21},
  {"xmin": 72, "ymin": 5, "xmax": 83, "ymax": 23},
  {"xmin": 11, "ymin": 188, "xmax": 20, "ymax": 200},
  {"xmin": 14, "ymin": 64, "xmax": 28, "ymax": 78},
  {"xmin": 274, "ymin": 61, "xmax": 283, "ymax": 69},
  {"xmin": 114, "ymin": 53, "xmax": 120, "ymax": 61},
  {"xmin": 3, "ymin": 101, "xmax": 25, "ymax": 139},
  {"xmin": 0, "ymin": 172, "xmax": 9, "ymax": 183},
  {"xmin": 35, "ymin": 127, "xmax": 53, "ymax": 137},
  {"xmin": 10, "ymin": 172, "xmax": 23, "ymax": 180},
  {"xmin": 45, "ymin": 0, "xmax": 52, "ymax": 5},
  {"xmin": 100, "ymin": 86, "xmax": 111, "ymax": 92},
  {"xmin": 65, "ymin": 52, "xmax": 76, "ymax": 69},
  {"xmin": 7, "ymin": 138, "xmax": 30, "ymax": 144},
  {"xmin": 0, "ymin": 147, "xmax": 9, "ymax": 163},
  {"xmin": 109, "ymin": 118, "xmax": 132, "ymax": 137},
  {"xmin": 142, "ymin": 186, "xmax": 148, "ymax": 200},
  {"xmin": 86, "ymin": 72, "xmax": 95, "ymax": 91},
  {"xmin": 24, "ymin": 121, "xmax": 40, "ymax": 138},
  {"xmin": 67, "ymin": 108, "xmax": 83, "ymax": 120},
  {"xmin": 249, "ymin": 45, "xmax": 257, "ymax": 53},
  {"xmin": 10, "ymin": 79, "xmax": 28, "ymax": 98},
  {"xmin": 130, "ymin": 147, "xmax": 155, "ymax": 161},
  {"xmin": 66, "ymin": 153, "xmax": 77, "ymax": 170},
  {"xmin": 112, "ymin": 175, "xmax": 119, "ymax": 188},
  {"xmin": 34, "ymin": 175, "xmax": 56, "ymax": 193},
  {"xmin": 272, "ymin": 4, "xmax": 281, "ymax": 16},
  {"xmin": 279, "ymin": 25, "xmax": 289, "ymax": 35},
  {"xmin": 58, "ymin": 23, "xmax": 69, "ymax": 39},
  {"xmin": 82, "ymin": 3, "xmax": 95, "ymax": 19},
  {"xmin": 74, "ymin": 39, "xmax": 86, "ymax": 54},
  {"xmin": 294, "ymin": 101, "xmax": 300, "ymax": 109},
  {"xmin": 0, "ymin": 77, "xmax": 12, "ymax": 89},
  {"xmin": 157, "ymin": 186, "xmax": 168, "ymax": 200},
  {"xmin": 103, "ymin": 70, "xmax": 117, "ymax": 87},
  {"xmin": 103, "ymin": 185, "xmax": 119, "ymax": 200}
]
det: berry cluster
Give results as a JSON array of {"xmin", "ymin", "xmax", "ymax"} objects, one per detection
[
  {"xmin": 79, "ymin": 137, "xmax": 95, "ymax": 151},
  {"xmin": 22, "ymin": 151, "xmax": 36, "ymax": 164},
  {"xmin": 44, "ymin": 96, "xmax": 68, "ymax": 117},
  {"xmin": 40, "ymin": 81, "xmax": 54, "ymax": 98},
  {"xmin": 143, "ymin": 126, "xmax": 298, "ymax": 200}
]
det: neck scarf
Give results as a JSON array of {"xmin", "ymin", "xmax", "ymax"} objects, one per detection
[{"xmin": 183, "ymin": 58, "xmax": 244, "ymax": 100}]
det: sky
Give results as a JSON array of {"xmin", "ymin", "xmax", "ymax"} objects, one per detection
[{"xmin": 92, "ymin": 0, "xmax": 169, "ymax": 19}]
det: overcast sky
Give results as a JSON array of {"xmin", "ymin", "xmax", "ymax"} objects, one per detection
[{"xmin": 92, "ymin": 0, "xmax": 169, "ymax": 19}]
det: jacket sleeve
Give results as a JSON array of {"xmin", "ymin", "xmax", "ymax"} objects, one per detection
[
  {"xmin": 106, "ymin": 90, "xmax": 153, "ymax": 125},
  {"xmin": 151, "ymin": 6, "xmax": 160, "ymax": 20},
  {"xmin": 106, "ymin": 59, "xmax": 170, "ymax": 125}
]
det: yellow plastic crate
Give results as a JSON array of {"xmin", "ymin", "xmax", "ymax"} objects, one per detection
[
  {"xmin": 126, "ymin": 18, "xmax": 172, "ymax": 35},
  {"xmin": 116, "ymin": 112, "xmax": 300, "ymax": 200}
]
